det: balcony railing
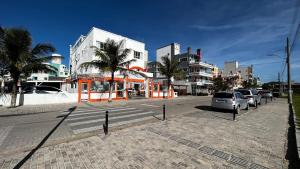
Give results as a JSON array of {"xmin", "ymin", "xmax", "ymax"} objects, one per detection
[{"xmin": 190, "ymin": 71, "xmax": 213, "ymax": 78}]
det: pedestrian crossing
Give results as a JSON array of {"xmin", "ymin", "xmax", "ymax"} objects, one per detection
[{"xmin": 63, "ymin": 106, "xmax": 161, "ymax": 134}]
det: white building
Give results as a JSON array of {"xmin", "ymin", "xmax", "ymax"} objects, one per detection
[
  {"xmin": 68, "ymin": 27, "xmax": 170, "ymax": 103},
  {"xmin": 156, "ymin": 43, "xmax": 180, "ymax": 63},
  {"xmin": 70, "ymin": 27, "xmax": 148, "ymax": 77},
  {"xmin": 223, "ymin": 61, "xmax": 253, "ymax": 81}
]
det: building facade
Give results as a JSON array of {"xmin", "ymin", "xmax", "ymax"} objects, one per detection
[
  {"xmin": 27, "ymin": 53, "xmax": 69, "ymax": 89},
  {"xmin": 149, "ymin": 43, "xmax": 218, "ymax": 95},
  {"xmin": 223, "ymin": 61, "xmax": 254, "ymax": 89},
  {"xmin": 69, "ymin": 27, "xmax": 173, "ymax": 102}
]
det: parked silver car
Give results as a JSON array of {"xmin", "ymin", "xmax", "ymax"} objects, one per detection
[
  {"xmin": 211, "ymin": 91, "xmax": 249, "ymax": 114},
  {"xmin": 235, "ymin": 89, "xmax": 261, "ymax": 107}
]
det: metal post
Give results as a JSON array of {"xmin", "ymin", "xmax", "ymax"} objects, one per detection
[
  {"xmin": 233, "ymin": 105, "xmax": 236, "ymax": 121},
  {"xmin": 163, "ymin": 104, "xmax": 166, "ymax": 121},
  {"xmin": 103, "ymin": 110, "xmax": 108, "ymax": 135},
  {"xmin": 287, "ymin": 37, "xmax": 293, "ymax": 104}
]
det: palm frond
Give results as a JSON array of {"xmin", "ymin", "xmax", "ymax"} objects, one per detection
[
  {"xmin": 0, "ymin": 26, "xmax": 4, "ymax": 49},
  {"xmin": 119, "ymin": 58, "xmax": 136, "ymax": 67},
  {"xmin": 22, "ymin": 63, "xmax": 57, "ymax": 77},
  {"xmin": 79, "ymin": 61, "xmax": 109, "ymax": 72},
  {"xmin": 31, "ymin": 43, "xmax": 56, "ymax": 56},
  {"xmin": 117, "ymin": 66, "xmax": 148, "ymax": 78}
]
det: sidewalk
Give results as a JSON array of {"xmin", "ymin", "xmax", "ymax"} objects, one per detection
[
  {"xmin": 0, "ymin": 98, "xmax": 289, "ymax": 169},
  {"xmin": 0, "ymin": 104, "xmax": 77, "ymax": 117}
]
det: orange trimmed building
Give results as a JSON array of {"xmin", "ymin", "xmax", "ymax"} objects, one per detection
[{"xmin": 67, "ymin": 27, "xmax": 176, "ymax": 103}]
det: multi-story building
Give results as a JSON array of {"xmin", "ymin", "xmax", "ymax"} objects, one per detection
[
  {"xmin": 223, "ymin": 60, "xmax": 254, "ymax": 89},
  {"xmin": 174, "ymin": 47, "xmax": 215, "ymax": 95},
  {"xmin": 149, "ymin": 43, "xmax": 218, "ymax": 95},
  {"xmin": 69, "ymin": 27, "xmax": 160, "ymax": 102},
  {"xmin": 27, "ymin": 53, "xmax": 69, "ymax": 88}
]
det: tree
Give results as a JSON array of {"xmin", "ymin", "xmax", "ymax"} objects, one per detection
[
  {"xmin": 212, "ymin": 76, "xmax": 229, "ymax": 92},
  {"xmin": 157, "ymin": 56, "xmax": 181, "ymax": 98},
  {"xmin": 0, "ymin": 28, "xmax": 56, "ymax": 107},
  {"xmin": 80, "ymin": 39, "xmax": 137, "ymax": 102}
]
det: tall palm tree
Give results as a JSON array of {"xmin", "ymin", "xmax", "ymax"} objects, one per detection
[
  {"xmin": 80, "ymin": 39, "xmax": 138, "ymax": 102},
  {"xmin": 0, "ymin": 27, "xmax": 56, "ymax": 107},
  {"xmin": 157, "ymin": 56, "xmax": 182, "ymax": 98}
]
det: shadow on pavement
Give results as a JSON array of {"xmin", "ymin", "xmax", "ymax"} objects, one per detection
[
  {"xmin": 286, "ymin": 104, "xmax": 300, "ymax": 168},
  {"xmin": 13, "ymin": 106, "xmax": 77, "ymax": 169},
  {"xmin": 194, "ymin": 105, "xmax": 233, "ymax": 114}
]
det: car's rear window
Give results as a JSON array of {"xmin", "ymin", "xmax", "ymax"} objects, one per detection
[
  {"xmin": 213, "ymin": 93, "xmax": 233, "ymax": 98},
  {"xmin": 237, "ymin": 90, "xmax": 250, "ymax": 95}
]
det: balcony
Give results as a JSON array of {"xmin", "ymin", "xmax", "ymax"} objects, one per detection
[
  {"xmin": 190, "ymin": 71, "xmax": 213, "ymax": 78},
  {"xmin": 189, "ymin": 61, "xmax": 214, "ymax": 69}
]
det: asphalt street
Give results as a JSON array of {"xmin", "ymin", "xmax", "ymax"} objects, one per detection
[{"xmin": 0, "ymin": 95, "xmax": 270, "ymax": 155}]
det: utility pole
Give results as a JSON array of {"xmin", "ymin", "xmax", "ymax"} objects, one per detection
[
  {"xmin": 286, "ymin": 37, "xmax": 292, "ymax": 104},
  {"xmin": 278, "ymin": 72, "xmax": 281, "ymax": 95}
]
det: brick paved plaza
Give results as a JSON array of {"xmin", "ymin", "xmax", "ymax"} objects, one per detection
[{"xmin": 0, "ymin": 97, "xmax": 289, "ymax": 168}]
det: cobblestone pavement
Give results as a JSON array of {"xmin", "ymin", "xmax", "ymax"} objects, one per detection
[{"xmin": 0, "ymin": 98, "xmax": 288, "ymax": 169}]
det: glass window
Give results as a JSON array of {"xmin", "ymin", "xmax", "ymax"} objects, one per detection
[
  {"xmin": 213, "ymin": 92, "xmax": 233, "ymax": 98},
  {"xmin": 237, "ymin": 90, "xmax": 251, "ymax": 95},
  {"xmin": 96, "ymin": 41, "xmax": 105, "ymax": 50},
  {"xmin": 117, "ymin": 82, "xmax": 124, "ymax": 90},
  {"xmin": 91, "ymin": 81, "xmax": 112, "ymax": 92},
  {"xmin": 134, "ymin": 51, "xmax": 141, "ymax": 59}
]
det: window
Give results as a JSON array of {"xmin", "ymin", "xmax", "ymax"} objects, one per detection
[
  {"xmin": 134, "ymin": 51, "xmax": 141, "ymax": 59},
  {"xmin": 33, "ymin": 77, "xmax": 37, "ymax": 80},
  {"xmin": 179, "ymin": 57, "xmax": 188, "ymax": 62},
  {"xmin": 44, "ymin": 77, "xmax": 47, "ymax": 80},
  {"xmin": 91, "ymin": 81, "xmax": 113, "ymax": 92},
  {"xmin": 96, "ymin": 41, "xmax": 105, "ymax": 50}
]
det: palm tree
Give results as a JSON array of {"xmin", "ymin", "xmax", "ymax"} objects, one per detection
[
  {"xmin": 157, "ymin": 56, "xmax": 182, "ymax": 98},
  {"xmin": 80, "ymin": 39, "xmax": 138, "ymax": 102},
  {"xmin": 0, "ymin": 28, "xmax": 56, "ymax": 107}
]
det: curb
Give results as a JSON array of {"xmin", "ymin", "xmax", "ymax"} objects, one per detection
[{"xmin": 292, "ymin": 104, "xmax": 300, "ymax": 159}]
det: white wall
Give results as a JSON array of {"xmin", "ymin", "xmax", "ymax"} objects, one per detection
[
  {"xmin": 0, "ymin": 93, "xmax": 78, "ymax": 107},
  {"xmin": 29, "ymin": 73, "xmax": 49, "ymax": 81},
  {"xmin": 70, "ymin": 27, "xmax": 148, "ymax": 77},
  {"xmin": 224, "ymin": 61, "xmax": 238, "ymax": 76},
  {"xmin": 156, "ymin": 45, "xmax": 172, "ymax": 64}
]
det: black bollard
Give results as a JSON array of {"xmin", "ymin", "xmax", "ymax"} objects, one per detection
[
  {"xmin": 271, "ymin": 96, "xmax": 273, "ymax": 101},
  {"xmin": 163, "ymin": 104, "xmax": 166, "ymax": 121},
  {"xmin": 233, "ymin": 105, "xmax": 236, "ymax": 121},
  {"xmin": 103, "ymin": 110, "xmax": 108, "ymax": 135}
]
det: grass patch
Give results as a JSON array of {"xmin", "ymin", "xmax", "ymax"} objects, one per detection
[{"xmin": 293, "ymin": 93, "xmax": 300, "ymax": 126}]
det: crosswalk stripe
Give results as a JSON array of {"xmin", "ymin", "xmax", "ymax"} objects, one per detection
[
  {"xmin": 66, "ymin": 109, "xmax": 144, "ymax": 122},
  {"xmin": 67, "ymin": 107, "xmax": 137, "ymax": 117},
  {"xmin": 72, "ymin": 115, "xmax": 159, "ymax": 134},
  {"xmin": 69, "ymin": 111, "xmax": 155, "ymax": 127},
  {"xmin": 74, "ymin": 106, "xmax": 131, "ymax": 113},
  {"xmin": 140, "ymin": 104, "xmax": 160, "ymax": 108}
]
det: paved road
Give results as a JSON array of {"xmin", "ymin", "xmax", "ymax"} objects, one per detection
[
  {"xmin": 0, "ymin": 97, "xmax": 288, "ymax": 169},
  {"xmin": 0, "ymin": 96, "xmax": 270, "ymax": 155},
  {"xmin": 65, "ymin": 105, "xmax": 161, "ymax": 134}
]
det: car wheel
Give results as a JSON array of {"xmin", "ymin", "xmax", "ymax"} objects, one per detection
[
  {"xmin": 245, "ymin": 103, "xmax": 249, "ymax": 110},
  {"xmin": 235, "ymin": 106, "xmax": 240, "ymax": 114}
]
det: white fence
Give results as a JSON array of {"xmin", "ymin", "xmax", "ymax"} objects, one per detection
[{"xmin": 0, "ymin": 92, "xmax": 78, "ymax": 107}]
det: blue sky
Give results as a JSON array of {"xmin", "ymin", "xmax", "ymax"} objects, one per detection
[{"xmin": 1, "ymin": 0, "xmax": 300, "ymax": 82}]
